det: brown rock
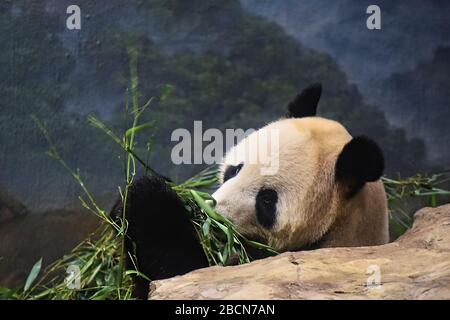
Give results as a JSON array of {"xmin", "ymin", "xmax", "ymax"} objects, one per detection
[
  {"xmin": 0, "ymin": 209, "xmax": 100, "ymax": 287},
  {"xmin": 149, "ymin": 204, "xmax": 450, "ymax": 300},
  {"xmin": 0, "ymin": 187, "xmax": 28, "ymax": 224}
]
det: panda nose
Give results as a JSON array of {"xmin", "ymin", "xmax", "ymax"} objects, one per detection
[
  {"xmin": 210, "ymin": 191, "xmax": 227, "ymax": 214},
  {"xmin": 211, "ymin": 191, "xmax": 221, "ymax": 205},
  {"xmin": 211, "ymin": 184, "xmax": 228, "ymax": 205}
]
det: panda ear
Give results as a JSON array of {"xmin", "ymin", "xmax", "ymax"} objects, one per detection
[
  {"xmin": 286, "ymin": 83, "xmax": 322, "ymax": 118},
  {"xmin": 335, "ymin": 136, "xmax": 384, "ymax": 198}
]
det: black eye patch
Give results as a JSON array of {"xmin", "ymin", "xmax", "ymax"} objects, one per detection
[
  {"xmin": 255, "ymin": 188, "xmax": 278, "ymax": 229},
  {"xmin": 223, "ymin": 163, "xmax": 243, "ymax": 183}
]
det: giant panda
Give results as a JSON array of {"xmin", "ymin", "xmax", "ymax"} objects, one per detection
[{"xmin": 111, "ymin": 83, "xmax": 389, "ymax": 299}]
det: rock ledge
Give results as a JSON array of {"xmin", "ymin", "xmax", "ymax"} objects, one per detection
[{"xmin": 149, "ymin": 205, "xmax": 450, "ymax": 299}]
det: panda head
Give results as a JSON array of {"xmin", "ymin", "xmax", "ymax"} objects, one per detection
[{"xmin": 212, "ymin": 84, "xmax": 385, "ymax": 251}]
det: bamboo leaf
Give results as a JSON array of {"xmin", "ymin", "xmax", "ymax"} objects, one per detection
[
  {"xmin": 125, "ymin": 122, "xmax": 154, "ymax": 139},
  {"xmin": 190, "ymin": 190, "xmax": 231, "ymax": 225},
  {"xmin": 202, "ymin": 219, "xmax": 211, "ymax": 237},
  {"xmin": 160, "ymin": 84, "xmax": 174, "ymax": 102},
  {"xmin": 24, "ymin": 258, "xmax": 43, "ymax": 292}
]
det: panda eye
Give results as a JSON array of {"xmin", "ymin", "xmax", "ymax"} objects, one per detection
[
  {"xmin": 223, "ymin": 163, "xmax": 243, "ymax": 183},
  {"xmin": 255, "ymin": 188, "xmax": 278, "ymax": 229}
]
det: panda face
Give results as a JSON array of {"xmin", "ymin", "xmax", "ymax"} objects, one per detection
[
  {"xmin": 212, "ymin": 117, "xmax": 354, "ymax": 250},
  {"xmin": 212, "ymin": 84, "xmax": 387, "ymax": 250}
]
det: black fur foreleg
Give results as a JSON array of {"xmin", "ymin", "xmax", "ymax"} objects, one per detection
[{"xmin": 110, "ymin": 174, "xmax": 208, "ymax": 299}]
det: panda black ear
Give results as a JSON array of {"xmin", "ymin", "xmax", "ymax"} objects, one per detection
[
  {"xmin": 286, "ymin": 83, "xmax": 322, "ymax": 118},
  {"xmin": 335, "ymin": 136, "xmax": 384, "ymax": 198}
]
